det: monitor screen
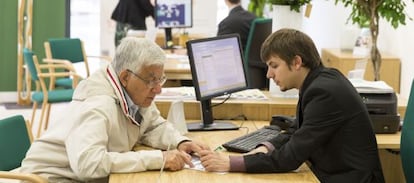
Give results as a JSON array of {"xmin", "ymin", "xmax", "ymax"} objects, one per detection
[
  {"xmin": 155, "ymin": 0, "xmax": 193, "ymax": 28},
  {"xmin": 155, "ymin": 0, "xmax": 192, "ymax": 48},
  {"xmin": 186, "ymin": 34, "xmax": 248, "ymax": 131}
]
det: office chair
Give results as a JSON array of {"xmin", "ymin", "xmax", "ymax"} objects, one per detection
[
  {"xmin": 23, "ymin": 48, "xmax": 79, "ymax": 138},
  {"xmin": 0, "ymin": 115, "xmax": 47, "ymax": 183},
  {"xmin": 400, "ymin": 79, "xmax": 414, "ymax": 183},
  {"xmin": 244, "ymin": 18, "xmax": 272, "ymax": 90},
  {"xmin": 44, "ymin": 38, "xmax": 111, "ymax": 88}
]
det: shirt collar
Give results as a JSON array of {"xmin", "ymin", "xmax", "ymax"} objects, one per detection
[{"xmin": 121, "ymin": 87, "xmax": 139, "ymax": 118}]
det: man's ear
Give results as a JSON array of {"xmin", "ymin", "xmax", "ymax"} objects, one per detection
[
  {"xmin": 293, "ymin": 55, "xmax": 303, "ymax": 70},
  {"xmin": 119, "ymin": 70, "xmax": 130, "ymax": 87}
]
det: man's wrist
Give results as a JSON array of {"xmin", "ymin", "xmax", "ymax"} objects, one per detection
[{"xmin": 177, "ymin": 140, "xmax": 191, "ymax": 149}]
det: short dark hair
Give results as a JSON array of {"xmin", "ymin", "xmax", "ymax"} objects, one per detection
[
  {"xmin": 260, "ymin": 28, "xmax": 322, "ymax": 70},
  {"xmin": 228, "ymin": 0, "xmax": 241, "ymax": 4}
]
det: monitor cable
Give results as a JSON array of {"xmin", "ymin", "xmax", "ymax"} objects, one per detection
[{"xmin": 211, "ymin": 94, "xmax": 232, "ymax": 108}]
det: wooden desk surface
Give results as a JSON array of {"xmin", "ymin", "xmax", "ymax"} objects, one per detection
[
  {"xmin": 108, "ymin": 120, "xmax": 403, "ymax": 183},
  {"xmin": 376, "ymin": 132, "xmax": 401, "ymax": 149},
  {"xmin": 164, "ymin": 57, "xmax": 191, "ymax": 80},
  {"xmin": 109, "ymin": 121, "xmax": 320, "ymax": 183}
]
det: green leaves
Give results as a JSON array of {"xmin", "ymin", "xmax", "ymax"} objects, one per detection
[
  {"xmin": 268, "ymin": 0, "xmax": 311, "ymax": 13},
  {"xmin": 335, "ymin": 0, "xmax": 410, "ymax": 29},
  {"xmin": 248, "ymin": 0, "xmax": 312, "ymax": 16},
  {"xmin": 248, "ymin": 0, "xmax": 266, "ymax": 17}
]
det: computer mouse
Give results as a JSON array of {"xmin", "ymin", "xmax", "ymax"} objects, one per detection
[{"xmin": 270, "ymin": 115, "xmax": 295, "ymax": 130}]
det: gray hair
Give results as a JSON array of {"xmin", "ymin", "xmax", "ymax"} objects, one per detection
[{"xmin": 111, "ymin": 37, "xmax": 166, "ymax": 74}]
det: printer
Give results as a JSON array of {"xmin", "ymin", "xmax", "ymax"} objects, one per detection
[
  {"xmin": 359, "ymin": 92, "xmax": 400, "ymax": 133},
  {"xmin": 350, "ymin": 79, "xmax": 400, "ymax": 133}
]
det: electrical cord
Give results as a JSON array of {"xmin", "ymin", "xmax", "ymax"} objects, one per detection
[{"xmin": 157, "ymin": 143, "xmax": 171, "ymax": 183}]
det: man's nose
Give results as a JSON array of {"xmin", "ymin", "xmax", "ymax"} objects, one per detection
[{"xmin": 151, "ymin": 84, "xmax": 162, "ymax": 94}]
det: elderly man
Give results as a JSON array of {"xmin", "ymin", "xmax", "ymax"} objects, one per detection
[{"xmin": 21, "ymin": 37, "xmax": 209, "ymax": 182}]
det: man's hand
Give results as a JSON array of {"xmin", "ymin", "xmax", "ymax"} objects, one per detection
[
  {"xmin": 244, "ymin": 145, "xmax": 269, "ymax": 155},
  {"xmin": 198, "ymin": 150, "xmax": 230, "ymax": 172},
  {"xmin": 162, "ymin": 150, "xmax": 192, "ymax": 171},
  {"xmin": 177, "ymin": 140, "xmax": 210, "ymax": 154}
]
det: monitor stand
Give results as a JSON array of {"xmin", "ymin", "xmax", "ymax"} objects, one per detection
[
  {"xmin": 187, "ymin": 121, "xmax": 239, "ymax": 131},
  {"xmin": 164, "ymin": 28, "xmax": 174, "ymax": 49},
  {"xmin": 187, "ymin": 100, "xmax": 239, "ymax": 131}
]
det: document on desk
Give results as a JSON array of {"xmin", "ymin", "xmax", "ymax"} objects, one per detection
[
  {"xmin": 184, "ymin": 155, "xmax": 205, "ymax": 171},
  {"xmin": 157, "ymin": 87, "xmax": 268, "ymax": 100},
  {"xmin": 349, "ymin": 78, "xmax": 394, "ymax": 93},
  {"xmin": 166, "ymin": 54, "xmax": 189, "ymax": 63}
]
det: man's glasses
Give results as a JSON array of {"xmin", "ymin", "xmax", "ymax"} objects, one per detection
[{"xmin": 127, "ymin": 69, "xmax": 167, "ymax": 88}]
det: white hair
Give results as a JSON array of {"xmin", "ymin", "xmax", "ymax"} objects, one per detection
[{"xmin": 111, "ymin": 37, "xmax": 166, "ymax": 74}]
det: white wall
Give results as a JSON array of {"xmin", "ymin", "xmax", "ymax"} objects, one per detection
[
  {"xmin": 99, "ymin": 0, "xmax": 414, "ymax": 99},
  {"xmin": 298, "ymin": 0, "xmax": 414, "ymax": 99}
]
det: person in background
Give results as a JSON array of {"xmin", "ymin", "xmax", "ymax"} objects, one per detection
[
  {"xmin": 199, "ymin": 29, "xmax": 385, "ymax": 183},
  {"xmin": 217, "ymin": 0, "xmax": 256, "ymax": 51},
  {"xmin": 111, "ymin": 0, "xmax": 155, "ymax": 46},
  {"xmin": 21, "ymin": 37, "xmax": 209, "ymax": 182}
]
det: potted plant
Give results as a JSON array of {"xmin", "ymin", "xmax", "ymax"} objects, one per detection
[
  {"xmin": 248, "ymin": 0, "xmax": 311, "ymax": 17},
  {"xmin": 334, "ymin": 0, "xmax": 412, "ymax": 81}
]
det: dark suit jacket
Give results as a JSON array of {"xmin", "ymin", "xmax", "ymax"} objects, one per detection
[
  {"xmin": 217, "ymin": 6, "xmax": 256, "ymax": 51},
  {"xmin": 243, "ymin": 66, "xmax": 385, "ymax": 183},
  {"xmin": 111, "ymin": 0, "xmax": 154, "ymax": 30}
]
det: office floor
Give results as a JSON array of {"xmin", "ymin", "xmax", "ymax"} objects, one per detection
[{"xmin": 0, "ymin": 102, "xmax": 70, "ymax": 137}]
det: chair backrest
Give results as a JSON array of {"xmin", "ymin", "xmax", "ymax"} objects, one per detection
[
  {"xmin": 46, "ymin": 38, "xmax": 85, "ymax": 63},
  {"xmin": 244, "ymin": 18, "xmax": 272, "ymax": 89},
  {"xmin": 401, "ymin": 79, "xmax": 414, "ymax": 182},
  {"xmin": 0, "ymin": 115, "xmax": 32, "ymax": 171},
  {"xmin": 23, "ymin": 48, "xmax": 39, "ymax": 82}
]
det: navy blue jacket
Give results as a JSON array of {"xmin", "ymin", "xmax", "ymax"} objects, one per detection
[{"xmin": 217, "ymin": 5, "xmax": 256, "ymax": 51}]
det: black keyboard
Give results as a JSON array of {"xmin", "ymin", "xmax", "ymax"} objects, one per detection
[{"xmin": 222, "ymin": 125, "xmax": 282, "ymax": 153}]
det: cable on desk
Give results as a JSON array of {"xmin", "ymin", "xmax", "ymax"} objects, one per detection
[
  {"xmin": 239, "ymin": 126, "xmax": 250, "ymax": 135},
  {"xmin": 211, "ymin": 94, "xmax": 231, "ymax": 108}
]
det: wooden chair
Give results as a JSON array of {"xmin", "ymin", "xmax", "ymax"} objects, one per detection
[
  {"xmin": 23, "ymin": 48, "xmax": 80, "ymax": 137},
  {"xmin": 44, "ymin": 38, "xmax": 111, "ymax": 88},
  {"xmin": 0, "ymin": 115, "xmax": 47, "ymax": 183},
  {"xmin": 401, "ymin": 79, "xmax": 414, "ymax": 182}
]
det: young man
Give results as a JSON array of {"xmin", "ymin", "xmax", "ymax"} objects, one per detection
[
  {"xmin": 217, "ymin": 0, "xmax": 256, "ymax": 51},
  {"xmin": 21, "ymin": 37, "xmax": 209, "ymax": 182},
  {"xmin": 199, "ymin": 29, "xmax": 385, "ymax": 183}
]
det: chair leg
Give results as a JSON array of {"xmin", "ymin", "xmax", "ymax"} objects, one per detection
[
  {"xmin": 30, "ymin": 102, "xmax": 38, "ymax": 131},
  {"xmin": 44, "ymin": 104, "xmax": 52, "ymax": 130},
  {"xmin": 36, "ymin": 103, "xmax": 48, "ymax": 138}
]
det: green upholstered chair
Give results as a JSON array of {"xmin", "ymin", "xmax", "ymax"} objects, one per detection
[
  {"xmin": 244, "ymin": 18, "xmax": 272, "ymax": 90},
  {"xmin": 0, "ymin": 115, "xmax": 47, "ymax": 183},
  {"xmin": 44, "ymin": 38, "xmax": 111, "ymax": 88},
  {"xmin": 23, "ymin": 48, "xmax": 79, "ymax": 137},
  {"xmin": 401, "ymin": 79, "xmax": 414, "ymax": 182}
]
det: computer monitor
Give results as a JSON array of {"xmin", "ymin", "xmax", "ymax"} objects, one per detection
[
  {"xmin": 186, "ymin": 34, "xmax": 249, "ymax": 131},
  {"xmin": 155, "ymin": 0, "xmax": 192, "ymax": 48}
]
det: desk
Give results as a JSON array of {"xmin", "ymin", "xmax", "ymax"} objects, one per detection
[
  {"xmin": 376, "ymin": 132, "xmax": 405, "ymax": 183},
  {"xmin": 321, "ymin": 49, "xmax": 401, "ymax": 93},
  {"xmin": 156, "ymin": 33, "xmax": 207, "ymax": 48},
  {"xmin": 164, "ymin": 56, "xmax": 191, "ymax": 80},
  {"xmin": 109, "ymin": 121, "xmax": 320, "ymax": 183},
  {"xmin": 154, "ymin": 91, "xmax": 407, "ymax": 182},
  {"xmin": 155, "ymin": 91, "xmax": 407, "ymax": 121}
]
